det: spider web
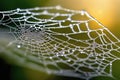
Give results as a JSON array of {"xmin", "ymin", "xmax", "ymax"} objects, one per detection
[{"xmin": 0, "ymin": 6, "xmax": 120, "ymax": 80}]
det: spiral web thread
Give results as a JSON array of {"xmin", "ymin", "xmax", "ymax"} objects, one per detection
[{"xmin": 0, "ymin": 6, "xmax": 120, "ymax": 80}]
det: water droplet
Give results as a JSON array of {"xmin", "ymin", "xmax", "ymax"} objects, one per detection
[
  {"xmin": 50, "ymin": 57, "xmax": 52, "ymax": 59},
  {"xmin": 35, "ymin": 7, "xmax": 39, "ymax": 10},
  {"xmin": 56, "ymin": 54, "xmax": 59, "ymax": 57},
  {"xmin": 17, "ymin": 45, "xmax": 21, "ymax": 48},
  {"xmin": 110, "ymin": 63, "xmax": 112, "ymax": 66},
  {"xmin": 24, "ymin": 19, "xmax": 27, "ymax": 21},
  {"xmin": 81, "ymin": 10, "xmax": 85, "ymax": 16},
  {"xmin": 80, "ymin": 50, "xmax": 85, "ymax": 54},
  {"xmin": 72, "ymin": 49, "xmax": 75, "ymax": 52},
  {"xmin": 56, "ymin": 5, "xmax": 62, "ymax": 9},
  {"xmin": 27, "ymin": 11, "xmax": 31, "ymax": 14},
  {"xmin": 67, "ymin": 17, "xmax": 71, "ymax": 20},
  {"xmin": 67, "ymin": 59, "xmax": 71, "ymax": 62},
  {"xmin": 61, "ymin": 54, "xmax": 64, "ymax": 56},
  {"xmin": 43, "ymin": 10, "xmax": 48, "ymax": 14},
  {"xmin": 17, "ymin": 8, "xmax": 20, "ymax": 11}
]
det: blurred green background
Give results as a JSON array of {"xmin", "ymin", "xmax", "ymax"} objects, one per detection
[{"xmin": 0, "ymin": 0, "xmax": 120, "ymax": 80}]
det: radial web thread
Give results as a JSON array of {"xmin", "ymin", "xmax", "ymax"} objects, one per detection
[{"xmin": 0, "ymin": 6, "xmax": 120, "ymax": 80}]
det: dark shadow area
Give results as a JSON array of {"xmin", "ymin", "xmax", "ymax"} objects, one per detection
[
  {"xmin": 0, "ymin": 0, "xmax": 50, "ymax": 10},
  {"xmin": 0, "ymin": 58, "xmax": 11, "ymax": 80},
  {"xmin": 0, "ymin": 58, "xmax": 27, "ymax": 80}
]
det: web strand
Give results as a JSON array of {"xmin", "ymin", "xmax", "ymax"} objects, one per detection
[{"xmin": 0, "ymin": 6, "xmax": 120, "ymax": 80}]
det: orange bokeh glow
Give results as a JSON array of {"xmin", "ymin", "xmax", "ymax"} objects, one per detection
[{"xmin": 47, "ymin": 0, "xmax": 116, "ymax": 29}]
